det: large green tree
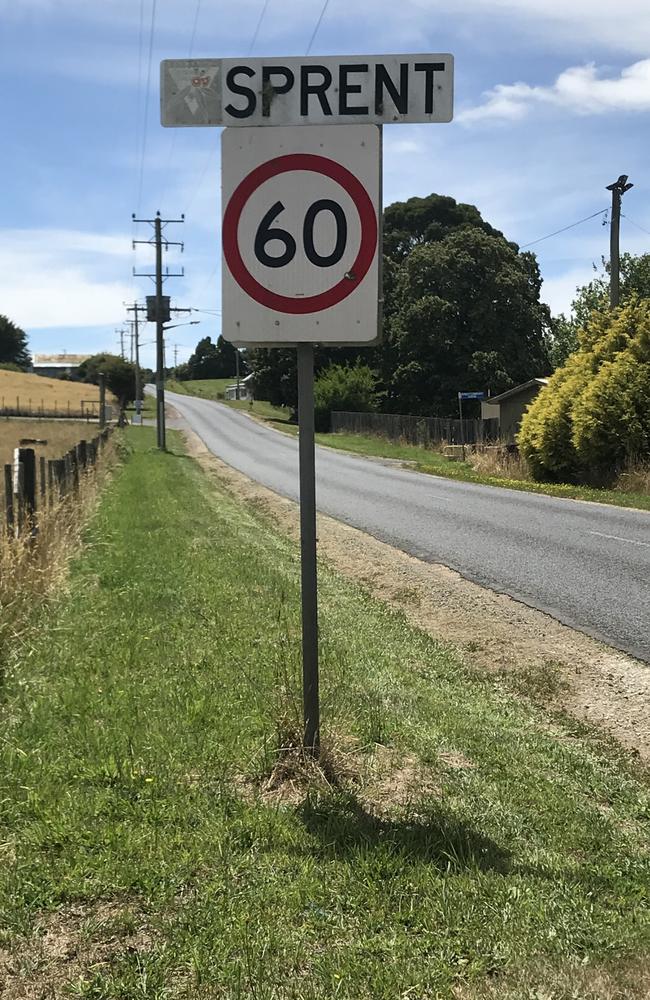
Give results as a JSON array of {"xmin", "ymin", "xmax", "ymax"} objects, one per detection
[
  {"xmin": 250, "ymin": 193, "xmax": 551, "ymax": 419},
  {"xmin": 76, "ymin": 353, "xmax": 137, "ymax": 407},
  {"xmin": 186, "ymin": 335, "xmax": 246, "ymax": 380},
  {"xmin": 383, "ymin": 204, "xmax": 551, "ymax": 415},
  {"xmin": 0, "ymin": 314, "xmax": 31, "ymax": 370}
]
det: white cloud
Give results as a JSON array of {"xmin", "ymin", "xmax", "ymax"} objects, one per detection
[
  {"xmin": 0, "ymin": 228, "xmax": 133, "ymax": 329},
  {"xmin": 459, "ymin": 59, "xmax": 650, "ymax": 124},
  {"xmin": 412, "ymin": 0, "xmax": 650, "ymax": 56}
]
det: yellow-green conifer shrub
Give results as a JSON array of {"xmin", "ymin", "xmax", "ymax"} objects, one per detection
[{"xmin": 518, "ymin": 299, "xmax": 650, "ymax": 483}]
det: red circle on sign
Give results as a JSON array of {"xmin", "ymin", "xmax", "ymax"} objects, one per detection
[{"xmin": 222, "ymin": 153, "xmax": 377, "ymax": 315}]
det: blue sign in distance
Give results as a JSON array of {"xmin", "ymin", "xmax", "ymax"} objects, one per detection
[{"xmin": 458, "ymin": 391, "xmax": 486, "ymax": 400}]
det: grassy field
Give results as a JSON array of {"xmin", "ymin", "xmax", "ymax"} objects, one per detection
[
  {"xmin": 1, "ymin": 426, "xmax": 648, "ymax": 998},
  {"xmin": 168, "ymin": 377, "xmax": 291, "ymax": 423},
  {"xmin": 0, "ymin": 418, "xmax": 100, "ymax": 466},
  {"xmin": 166, "ymin": 377, "xmax": 232, "ymax": 399},
  {"xmin": 0, "ymin": 369, "xmax": 111, "ymax": 415}
]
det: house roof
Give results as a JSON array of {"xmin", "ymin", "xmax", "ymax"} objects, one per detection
[
  {"xmin": 32, "ymin": 353, "xmax": 91, "ymax": 367},
  {"xmin": 486, "ymin": 378, "xmax": 549, "ymax": 405}
]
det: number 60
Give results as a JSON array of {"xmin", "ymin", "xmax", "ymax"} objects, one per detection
[{"xmin": 254, "ymin": 199, "xmax": 348, "ymax": 269}]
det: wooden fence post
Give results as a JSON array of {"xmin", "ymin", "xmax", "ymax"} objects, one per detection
[
  {"xmin": 47, "ymin": 460, "xmax": 55, "ymax": 504},
  {"xmin": 17, "ymin": 448, "xmax": 36, "ymax": 533},
  {"xmin": 76, "ymin": 440, "xmax": 87, "ymax": 470},
  {"xmin": 39, "ymin": 455, "xmax": 46, "ymax": 505},
  {"xmin": 4, "ymin": 464, "xmax": 13, "ymax": 533},
  {"xmin": 53, "ymin": 459, "xmax": 66, "ymax": 498},
  {"xmin": 64, "ymin": 453, "xmax": 72, "ymax": 494}
]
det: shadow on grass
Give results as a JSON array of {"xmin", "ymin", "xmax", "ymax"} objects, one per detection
[{"xmin": 300, "ymin": 792, "xmax": 511, "ymax": 873}]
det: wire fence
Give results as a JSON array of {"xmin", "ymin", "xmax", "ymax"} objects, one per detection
[
  {"xmin": 0, "ymin": 399, "xmax": 114, "ymax": 421},
  {"xmin": 330, "ymin": 411, "xmax": 499, "ymax": 448}
]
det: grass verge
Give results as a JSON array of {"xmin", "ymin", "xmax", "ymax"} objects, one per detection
[
  {"xmin": 2, "ymin": 427, "xmax": 648, "ymax": 998},
  {"xmin": 167, "ymin": 377, "xmax": 291, "ymax": 424},
  {"xmin": 307, "ymin": 432, "xmax": 650, "ymax": 511}
]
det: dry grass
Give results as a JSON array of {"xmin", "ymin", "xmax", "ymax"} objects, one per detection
[
  {"xmin": 470, "ymin": 448, "xmax": 650, "ymax": 497},
  {"xmin": 0, "ymin": 898, "xmax": 153, "ymax": 1000},
  {"xmin": 0, "ymin": 437, "xmax": 118, "ymax": 661},
  {"xmin": 0, "ymin": 419, "xmax": 97, "ymax": 467},
  {"xmin": 615, "ymin": 461, "xmax": 650, "ymax": 494},
  {"xmin": 467, "ymin": 445, "xmax": 529, "ymax": 480},
  {"xmin": 454, "ymin": 955, "xmax": 650, "ymax": 999},
  {"xmin": 0, "ymin": 370, "xmax": 116, "ymax": 415}
]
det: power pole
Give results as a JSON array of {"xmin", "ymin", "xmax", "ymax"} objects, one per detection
[
  {"xmin": 173, "ymin": 344, "xmax": 179, "ymax": 370},
  {"xmin": 116, "ymin": 328, "xmax": 126, "ymax": 359},
  {"xmin": 126, "ymin": 302, "xmax": 145, "ymax": 419},
  {"xmin": 132, "ymin": 211, "xmax": 185, "ymax": 450},
  {"xmin": 606, "ymin": 175, "xmax": 633, "ymax": 308}
]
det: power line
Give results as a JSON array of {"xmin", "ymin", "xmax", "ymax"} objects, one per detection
[
  {"xmin": 519, "ymin": 209, "xmax": 608, "ymax": 250},
  {"xmin": 184, "ymin": 141, "xmax": 218, "ymax": 218},
  {"xmin": 136, "ymin": 0, "xmax": 158, "ymax": 215},
  {"xmin": 306, "ymin": 0, "xmax": 331, "ymax": 54},
  {"xmin": 247, "ymin": 0, "xmax": 271, "ymax": 56},
  {"xmin": 187, "ymin": 0, "xmax": 202, "ymax": 58},
  {"xmin": 158, "ymin": 0, "xmax": 204, "ymax": 209},
  {"xmin": 134, "ymin": 0, "xmax": 145, "ymax": 200},
  {"xmin": 622, "ymin": 214, "xmax": 650, "ymax": 239}
]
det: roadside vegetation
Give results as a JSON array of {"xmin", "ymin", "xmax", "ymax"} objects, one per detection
[
  {"xmin": 179, "ymin": 389, "xmax": 650, "ymax": 511},
  {"xmin": 307, "ymin": 432, "xmax": 650, "ymax": 511},
  {"xmin": 167, "ymin": 376, "xmax": 290, "ymax": 423},
  {"xmin": 0, "ymin": 429, "xmax": 118, "ymax": 675},
  {"xmin": 520, "ymin": 298, "xmax": 650, "ymax": 486},
  {"xmin": 1, "ymin": 426, "xmax": 649, "ymax": 998}
]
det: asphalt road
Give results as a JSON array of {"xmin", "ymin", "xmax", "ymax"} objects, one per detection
[{"xmin": 163, "ymin": 390, "xmax": 650, "ymax": 662}]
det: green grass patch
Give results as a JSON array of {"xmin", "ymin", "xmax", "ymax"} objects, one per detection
[
  {"xmin": 1, "ymin": 427, "xmax": 649, "ymax": 997},
  {"xmin": 167, "ymin": 377, "xmax": 233, "ymax": 399},
  {"xmin": 168, "ymin": 378, "xmax": 292, "ymax": 425},
  {"xmin": 308, "ymin": 431, "xmax": 650, "ymax": 511}
]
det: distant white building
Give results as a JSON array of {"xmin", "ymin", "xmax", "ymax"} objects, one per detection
[
  {"xmin": 32, "ymin": 353, "xmax": 91, "ymax": 378},
  {"xmin": 224, "ymin": 373, "xmax": 255, "ymax": 401}
]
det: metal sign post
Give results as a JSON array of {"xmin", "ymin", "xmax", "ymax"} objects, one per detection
[
  {"xmin": 160, "ymin": 51, "xmax": 454, "ymax": 758},
  {"xmin": 220, "ymin": 125, "xmax": 380, "ymax": 755},
  {"xmin": 297, "ymin": 344, "xmax": 319, "ymax": 754},
  {"xmin": 458, "ymin": 391, "xmax": 486, "ymax": 461}
]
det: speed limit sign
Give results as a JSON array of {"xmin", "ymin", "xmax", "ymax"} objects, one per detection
[{"xmin": 221, "ymin": 125, "xmax": 381, "ymax": 345}]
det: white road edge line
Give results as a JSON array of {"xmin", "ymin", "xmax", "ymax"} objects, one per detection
[{"xmin": 589, "ymin": 530, "xmax": 650, "ymax": 548}]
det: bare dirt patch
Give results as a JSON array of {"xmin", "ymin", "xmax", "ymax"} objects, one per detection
[
  {"xmin": 0, "ymin": 899, "xmax": 153, "ymax": 999},
  {"xmin": 183, "ymin": 430, "xmax": 650, "ymax": 763}
]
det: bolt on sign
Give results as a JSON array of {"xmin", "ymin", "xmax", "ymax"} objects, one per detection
[{"xmin": 161, "ymin": 55, "xmax": 454, "ymax": 128}]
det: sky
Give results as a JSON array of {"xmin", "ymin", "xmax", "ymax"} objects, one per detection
[{"xmin": 0, "ymin": 0, "xmax": 649, "ymax": 369}]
